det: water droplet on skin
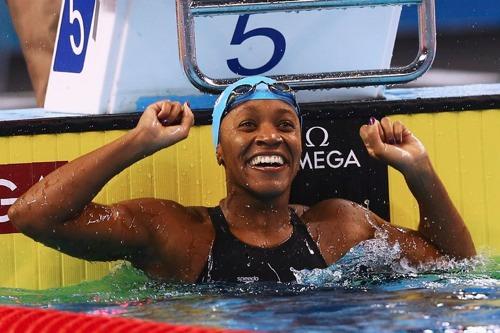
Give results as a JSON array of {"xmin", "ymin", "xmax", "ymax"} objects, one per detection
[
  {"xmin": 364, "ymin": 209, "xmax": 385, "ymax": 238},
  {"xmin": 304, "ymin": 240, "xmax": 315, "ymax": 255},
  {"xmin": 128, "ymin": 216, "xmax": 136, "ymax": 229},
  {"xmin": 363, "ymin": 199, "xmax": 370, "ymax": 210}
]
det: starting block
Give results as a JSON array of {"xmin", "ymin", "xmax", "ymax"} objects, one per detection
[{"xmin": 45, "ymin": 0, "xmax": 435, "ymax": 114}]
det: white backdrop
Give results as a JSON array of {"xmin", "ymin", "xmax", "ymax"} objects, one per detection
[{"xmin": 45, "ymin": 0, "xmax": 401, "ymax": 114}]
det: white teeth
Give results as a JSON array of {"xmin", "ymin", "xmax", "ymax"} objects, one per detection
[{"xmin": 249, "ymin": 155, "xmax": 284, "ymax": 166}]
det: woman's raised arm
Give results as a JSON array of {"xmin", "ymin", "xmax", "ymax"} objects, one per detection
[
  {"xmin": 8, "ymin": 101, "xmax": 194, "ymax": 260},
  {"xmin": 359, "ymin": 117, "xmax": 476, "ymax": 259}
]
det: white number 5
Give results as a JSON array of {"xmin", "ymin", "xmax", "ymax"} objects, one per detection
[{"xmin": 69, "ymin": 0, "xmax": 84, "ymax": 55}]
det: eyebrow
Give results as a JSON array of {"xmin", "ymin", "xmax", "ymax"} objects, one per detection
[{"xmin": 276, "ymin": 108, "xmax": 297, "ymax": 115}]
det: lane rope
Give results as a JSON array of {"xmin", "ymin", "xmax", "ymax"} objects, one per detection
[{"xmin": 0, "ymin": 305, "xmax": 252, "ymax": 333}]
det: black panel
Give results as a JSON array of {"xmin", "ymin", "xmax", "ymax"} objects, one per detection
[{"xmin": 290, "ymin": 116, "xmax": 389, "ymax": 220}]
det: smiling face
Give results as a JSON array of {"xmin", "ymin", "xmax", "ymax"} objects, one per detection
[{"xmin": 217, "ymin": 99, "xmax": 302, "ymax": 200}]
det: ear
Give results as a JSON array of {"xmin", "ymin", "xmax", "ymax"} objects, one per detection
[{"xmin": 216, "ymin": 144, "xmax": 225, "ymax": 166}]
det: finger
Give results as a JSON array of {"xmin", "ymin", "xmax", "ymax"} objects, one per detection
[
  {"xmin": 380, "ymin": 117, "xmax": 396, "ymax": 144},
  {"xmin": 145, "ymin": 100, "xmax": 164, "ymax": 114},
  {"xmin": 402, "ymin": 126, "xmax": 413, "ymax": 139},
  {"xmin": 157, "ymin": 101, "xmax": 172, "ymax": 122},
  {"xmin": 393, "ymin": 120, "xmax": 404, "ymax": 144},
  {"xmin": 161, "ymin": 103, "xmax": 194, "ymax": 144},
  {"xmin": 372, "ymin": 118, "xmax": 386, "ymax": 142},
  {"xmin": 359, "ymin": 122, "xmax": 385, "ymax": 159},
  {"xmin": 165, "ymin": 102, "xmax": 183, "ymax": 125},
  {"xmin": 180, "ymin": 102, "xmax": 195, "ymax": 129}
]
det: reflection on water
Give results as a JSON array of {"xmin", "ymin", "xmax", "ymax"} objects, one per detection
[{"xmin": 0, "ymin": 242, "xmax": 498, "ymax": 333}]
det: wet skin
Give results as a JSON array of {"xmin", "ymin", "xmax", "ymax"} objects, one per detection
[{"xmin": 8, "ymin": 100, "xmax": 476, "ymax": 283}]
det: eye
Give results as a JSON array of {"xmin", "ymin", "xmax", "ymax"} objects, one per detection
[
  {"xmin": 278, "ymin": 120, "xmax": 295, "ymax": 131},
  {"xmin": 238, "ymin": 120, "xmax": 256, "ymax": 130}
]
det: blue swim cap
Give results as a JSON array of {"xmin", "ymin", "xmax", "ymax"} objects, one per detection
[{"xmin": 212, "ymin": 76, "xmax": 300, "ymax": 148}]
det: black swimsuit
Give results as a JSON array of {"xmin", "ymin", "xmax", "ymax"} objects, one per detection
[{"xmin": 197, "ymin": 206, "xmax": 327, "ymax": 283}]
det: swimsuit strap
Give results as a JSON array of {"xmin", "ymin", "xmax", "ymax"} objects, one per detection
[
  {"xmin": 289, "ymin": 208, "xmax": 300, "ymax": 227},
  {"xmin": 289, "ymin": 208, "xmax": 325, "ymax": 262},
  {"xmin": 197, "ymin": 207, "xmax": 226, "ymax": 283},
  {"xmin": 207, "ymin": 206, "xmax": 230, "ymax": 234}
]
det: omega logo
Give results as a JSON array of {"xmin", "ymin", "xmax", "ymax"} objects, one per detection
[
  {"xmin": 301, "ymin": 126, "xmax": 361, "ymax": 170},
  {"xmin": 0, "ymin": 178, "xmax": 18, "ymax": 223},
  {"xmin": 305, "ymin": 126, "xmax": 330, "ymax": 147}
]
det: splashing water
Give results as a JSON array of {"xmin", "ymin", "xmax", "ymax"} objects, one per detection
[
  {"xmin": 292, "ymin": 236, "xmax": 490, "ymax": 288},
  {"xmin": 0, "ymin": 239, "xmax": 498, "ymax": 333},
  {"xmin": 292, "ymin": 236, "xmax": 409, "ymax": 286}
]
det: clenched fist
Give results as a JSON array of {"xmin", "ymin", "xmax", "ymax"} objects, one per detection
[
  {"xmin": 134, "ymin": 100, "xmax": 195, "ymax": 155},
  {"xmin": 359, "ymin": 117, "xmax": 430, "ymax": 176}
]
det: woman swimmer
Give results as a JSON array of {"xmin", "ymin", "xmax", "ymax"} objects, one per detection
[{"xmin": 8, "ymin": 76, "xmax": 476, "ymax": 283}]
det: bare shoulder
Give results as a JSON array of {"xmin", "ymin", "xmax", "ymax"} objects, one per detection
[
  {"xmin": 300, "ymin": 199, "xmax": 375, "ymax": 264},
  {"xmin": 120, "ymin": 199, "xmax": 214, "ymax": 281},
  {"xmin": 302, "ymin": 198, "xmax": 374, "ymax": 238},
  {"xmin": 302, "ymin": 198, "xmax": 369, "ymax": 225},
  {"xmin": 113, "ymin": 198, "xmax": 209, "ymax": 227},
  {"xmin": 110, "ymin": 198, "xmax": 214, "ymax": 254}
]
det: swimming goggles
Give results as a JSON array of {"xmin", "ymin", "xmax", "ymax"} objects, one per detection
[{"xmin": 221, "ymin": 81, "xmax": 300, "ymax": 120}]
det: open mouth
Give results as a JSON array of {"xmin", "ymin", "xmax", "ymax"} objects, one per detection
[{"xmin": 248, "ymin": 155, "xmax": 286, "ymax": 168}]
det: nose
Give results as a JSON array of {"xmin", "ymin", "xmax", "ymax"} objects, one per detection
[{"xmin": 255, "ymin": 123, "xmax": 283, "ymax": 147}]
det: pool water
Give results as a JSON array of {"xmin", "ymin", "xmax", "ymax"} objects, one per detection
[{"xmin": 1, "ymin": 239, "xmax": 498, "ymax": 333}]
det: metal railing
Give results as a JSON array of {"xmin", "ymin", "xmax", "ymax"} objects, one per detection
[{"xmin": 176, "ymin": 0, "xmax": 436, "ymax": 93}]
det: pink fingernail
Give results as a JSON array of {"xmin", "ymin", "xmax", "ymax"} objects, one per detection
[{"xmin": 369, "ymin": 117, "xmax": 376, "ymax": 125}]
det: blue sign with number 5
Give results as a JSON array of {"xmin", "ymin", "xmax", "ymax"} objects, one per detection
[{"xmin": 53, "ymin": 0, "xmax": 96, "ymax": 73}]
